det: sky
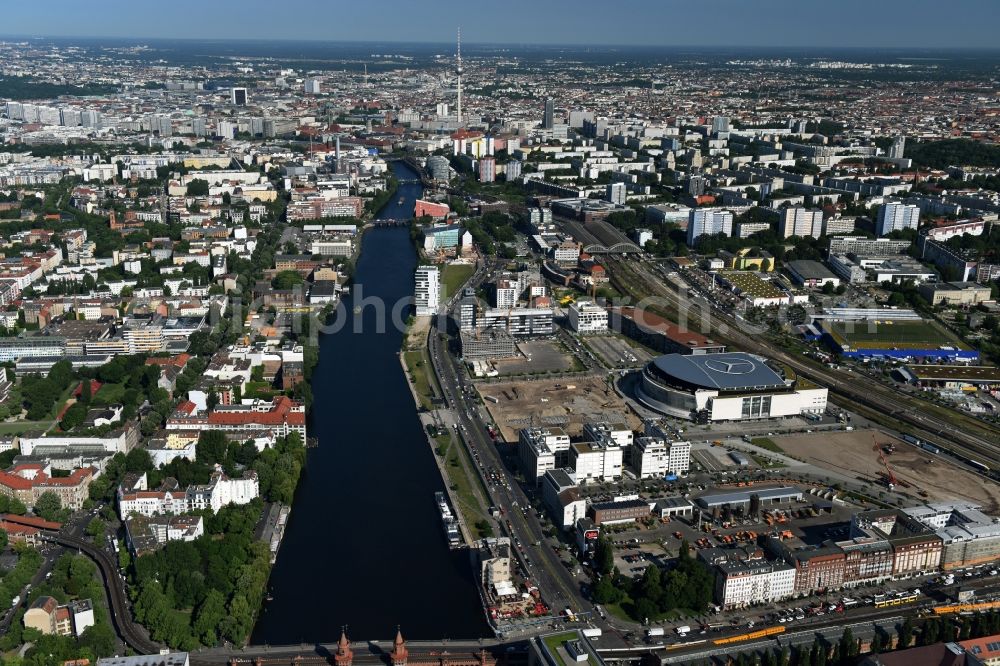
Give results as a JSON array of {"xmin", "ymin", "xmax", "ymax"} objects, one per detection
[{"xmin": 2, "ymin": 0, "xmax": 999, "ymax": 50}]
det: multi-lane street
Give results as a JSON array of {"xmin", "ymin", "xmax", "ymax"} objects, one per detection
[{"xmin": 426, "ymin": 260, "xmax": 621, "ymax": 637}]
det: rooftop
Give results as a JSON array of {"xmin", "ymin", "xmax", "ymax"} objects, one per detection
[{"xmin": 650, "ymin": 352, "xmax": 786, "ymax": 391}]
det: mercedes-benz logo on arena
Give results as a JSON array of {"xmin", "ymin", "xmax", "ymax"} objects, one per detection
[{"xmin": 704, "ymin": 358, "xmax": 756, "ymax": 375}]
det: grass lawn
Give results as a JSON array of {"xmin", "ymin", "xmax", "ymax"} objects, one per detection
[
  {"xmin": 442, "ymin": 263, "xmax": 475, "ymax": 299},
  {"xmin": 605, "ymin": 591, "xmax": 695, "ymax": 624},
  {"xmin": 93, "ymin": 382, "xmax": 126, "ymax": 405},
  {"xmin": 542, "ymin": 632, "xmax": 579, "ymax": 665},
  {"xmin": 827, "ymin": 318, "xmax": 964, "ymax": 350},
  {"xmin": 0, "ymin": 421, "xmax": 51, "ymax": 435},
  {"xmin": 751, "ymin": 437, "xmax": 784, "ymax": 453},
  {"xmin": 440, "ymin": 435, "xmax": 490, "ymax": 539},
  {"xmin": 243, "ymin": 380, "xmax": 278, "ymax": 400},
  {"xmin": 403, "ymin": 350, "xmax": 435, "ymax": 411}
]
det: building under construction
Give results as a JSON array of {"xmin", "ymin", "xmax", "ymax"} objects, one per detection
[{"xmin": 460, "ymin": 328, "xmax": 518, "ymax": 360}]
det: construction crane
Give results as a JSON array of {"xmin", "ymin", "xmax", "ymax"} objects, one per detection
[{"xmin": 873, "ymin": 433, "xmax": 898, "ymax": 489}]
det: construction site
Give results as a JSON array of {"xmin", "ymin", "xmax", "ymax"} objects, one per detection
[
  {"xmin": 477, "ymin": 375, "xmax": 642, "ymax": 442},
  {"xmin": 771, "ymin": 429, "xmax": 1000, "ymax": 513}
]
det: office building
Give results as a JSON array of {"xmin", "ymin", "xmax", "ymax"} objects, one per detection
[
  {"xmin": 904, "ymin": 502, "xmax": 1000, "ymax": 571},
  {"xmin": 877, "ymin": 202, "xmax": 921, "ymax": 236},
  {"xmin": 231, "ymin": 87, "xmax": 248, "ymax": 106},
  {"xmin": 828, "ymin": 236, "xmax": 911, "ymax": 256},
  {"xmin": 478, "ymin": 308, "xmax": 553, "ymax": 336},
  {"xmin": 543, "ymin": 98, "xmax": 555, "ymax": 129},
  {"xmin": 541, "ymin": 469, "xmax": 587, "ymax": 530},
  {"xmin": 304, "ymin": 78, "xmax": 321, "ymax": 94},
  {"xmin": 414, "ymin": 266, "xmax": 440, "ymax": 317},
  {"xmin": 631, "ymin": 436, "xmax": 691, "ymax": 478},
  {"xmin": 519, "ymin": 428, "xmax": 571, "ymax": 482},
  {"xmin": 569, "ymin": 439, "xmax": 623, "ymax": 484},
  {"xmin": 687, "ymin": 209, "xmax": 734, "ymax": 245},
  {"xmin": 567, "ymin": 299, "xmax": 608, "ymax": 334}
]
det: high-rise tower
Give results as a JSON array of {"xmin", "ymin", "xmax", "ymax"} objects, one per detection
[{"xmin": 456, "ymin": 27, "xmax": 463, "ymax": 127}]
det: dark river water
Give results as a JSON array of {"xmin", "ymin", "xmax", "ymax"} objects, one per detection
[{"xmin": 251, "ymin": 161, "xmax": 489, "ymax": 644}]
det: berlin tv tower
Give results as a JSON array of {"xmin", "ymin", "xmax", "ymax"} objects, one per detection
[{"xmin": 455, "ymin": 27, "xmax": 463, "ymax": 127}]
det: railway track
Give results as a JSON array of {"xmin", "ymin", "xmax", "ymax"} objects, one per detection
[
  {"xmin": 605, "ymin": 257, "xmax": 1000, "ymax": 469},
  {"xmin": 43, "ymin": 532, "xmax": 161, "ymax": 655}
]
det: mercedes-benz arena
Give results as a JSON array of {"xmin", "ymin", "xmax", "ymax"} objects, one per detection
[{"xmin": 636, "ymin": 352, "xmax": 827, "ymax": 421}]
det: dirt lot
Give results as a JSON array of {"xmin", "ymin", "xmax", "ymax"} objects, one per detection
[
  {"xmin": 478, "ymin": 375, "xmax": 642, "ymax": 442},
  {"xmin": 773, "ymin": 429, "xmax": 1000, "ymax": 513}
]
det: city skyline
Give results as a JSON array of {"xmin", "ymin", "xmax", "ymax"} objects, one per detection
[{"xmin": 3, "ymin": 0, "xmax": 1000, "ymax": 49}]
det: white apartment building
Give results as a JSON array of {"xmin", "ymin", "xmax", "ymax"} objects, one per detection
[
  {"xmin": 877, "ymin": 202, "xmax": 921, "ymax": 236},
  {"xmin": 779, "ymin": 207, "xmax": 824, "ymax": 239},
  {"xmin": 606, "ymin": 182, "xmax": 626, "ymax": 205},
  {"xmin": 414, "ymin": 266, "xmax": 440, "ymax": 317},
  {"xmin": 687, "ymin": 209, "xmax": 734, "ymax": 245},
  {"xmin": 568, "ymin": 300, "xmax": 609, "ymax": 334},
  {"xmin": 118, "ymin": 471, "xmax": 259, "ymax": 517}
]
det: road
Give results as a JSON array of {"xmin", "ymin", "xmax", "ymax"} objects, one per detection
[{"xmin": 426, "ymin": 260, "xmax": 617, "ymax": 636}]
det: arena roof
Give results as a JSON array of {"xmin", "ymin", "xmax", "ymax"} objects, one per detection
[{"xmin": 650, "ymin": 352, "xmax": 786, "ymax": 391}]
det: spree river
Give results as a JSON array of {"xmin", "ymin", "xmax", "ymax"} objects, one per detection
[{"xmin": 251, "ymin": 162, "xmax": 488, "ymax": 643}]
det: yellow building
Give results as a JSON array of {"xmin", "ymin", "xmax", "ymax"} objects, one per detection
[{"xmin": 720, "ymin": 247, "xmax": 775, "ymax": 271}]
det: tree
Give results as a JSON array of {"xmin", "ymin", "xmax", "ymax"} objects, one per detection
[
  {"xmin": 0, "ymin": 527, "xmax": 7, "ymax": 551},
  {"xmin": 843, "ymin": 627, "xmax": 860, "ymax": 661},
  {"xmin": 47, "ymin": 359, "xmax": 74, "ymax": 390},
  {"xmin": 271, "ymin": 270, "xmax": 304, "ymax": 290},
  {"xmin": 186, "ymin": 179, "xmax": 210, "ymax": 196},
  {"xmin": 193, "ymin": 588, "xmax": 227, "ymax": 646},
  {"xmin": 34, "ymin": 490, "xmax": 62, "ymax": 521},
  {"xmin": 594, "ymin": 536, "xmax": 615, "ymax": 575},
  {"xmin": 206, "ymin": 389, "xmax": 219, "ymax": 412},
  {"xmin": 592, "ymin": 574, "xmax": 620, "ymax": 604},
  {"xmin": 898, "ymin": 617, "xmax": 914, "ymax": 649},
  {"xmin": 60, "ymin": 402, "xmax": 87, "ymax": 431},
  {"xmin": 79, "ymin": 622, "xmax": 117, "ymax": 657},
  {"xmin": 197, "ymin": 430, "xmax": 229, "ymax": 465},
  {"xmin": 80, "ymin": 377, "xmax": 93, "ymax": 404},
  {"xmin": 86, "ymin": 517, "xmax": 106, "ymax": 546}
]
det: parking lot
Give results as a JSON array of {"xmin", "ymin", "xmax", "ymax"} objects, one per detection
[
  {"xmin": 492, "ymin": 340, "xmax": 578, "ymax": 376},
  {"xmin": 584, "ymin": 334, "xmax": 653, "ymax": 370}
]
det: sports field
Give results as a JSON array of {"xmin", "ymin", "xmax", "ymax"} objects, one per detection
[{"xmin": 826, "ymin": 318, "xmax": 965, "ymax": 350}]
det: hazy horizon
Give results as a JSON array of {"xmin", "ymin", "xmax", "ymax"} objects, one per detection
[{"xmin": 3, "ymin": 0, "xmax": 999, "ymax": 50}]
